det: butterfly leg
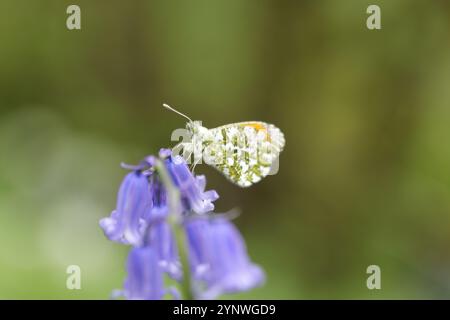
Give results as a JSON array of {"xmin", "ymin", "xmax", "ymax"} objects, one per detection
[
  {"xmin": 171, "ymin": 141, "xmax": 194, "ymax": 164},
  {"xmin": 190, "ymin": 156, "xmax": 202, "ymax": 173},
  {"xmin": 171, "ymin": 141, "xmax": 184, "ymax": 156},
  {"xmin": 184, "ymin": 145, "xmax": 195, "ymax": 165}
]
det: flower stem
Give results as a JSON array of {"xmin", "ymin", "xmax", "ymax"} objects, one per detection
[
  {"xmin": 154, "ymin": 159, "xmax": 193, "ymax": 300},
  {"xmin": 172, "ymin": 221, "xmax": 193, "ymax": 300}
]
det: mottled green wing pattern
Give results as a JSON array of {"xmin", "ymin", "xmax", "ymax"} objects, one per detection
[{"xmin": 202, "ymin": 122, "xmax": 285, "ymax": 187}]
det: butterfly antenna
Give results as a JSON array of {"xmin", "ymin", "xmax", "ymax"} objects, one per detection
[{"xmin": 163, "ymin": 103, "xmax": 193, "ymax": 123}]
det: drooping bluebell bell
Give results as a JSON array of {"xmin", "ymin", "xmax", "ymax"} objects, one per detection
[
  {"xmin": 185, "ymin": 216, "xmax": 265, "ymax": 299},
  {"xmin": 146, "ymin": 219, "xmax": 182, "ymax": 281},
  {"xmin": 164, "ymin": 154, "xmax": 219, "ymax": 214},
  {"xmin": 122, "ymin": 246, "xmax": 179, "ymax": 300},
  {"xmin": 100, "ymin": 148, "xmax": 265, "ymax": 300},
  {"xmin": 99, "ymin": 170, "xmax": 151, "ymax": 246}
]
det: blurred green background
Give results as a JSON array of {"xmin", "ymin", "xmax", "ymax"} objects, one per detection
[{"xmin": 1, "ymin": 0, "xmax": 450, "ymax": 299}]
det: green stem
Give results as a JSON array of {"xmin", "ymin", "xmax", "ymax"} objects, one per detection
[
  {"xmin": 173, "ymin": 220, "xmax": 193, "ymax": 300},
  {"xmin": 154, "ymin": 159, "xmax": 193, "ymax": 300}
]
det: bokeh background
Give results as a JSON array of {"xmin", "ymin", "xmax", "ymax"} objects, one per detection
[{"xmin": 1, "ymin": 0, "xmax": 450, "ymax": 299}]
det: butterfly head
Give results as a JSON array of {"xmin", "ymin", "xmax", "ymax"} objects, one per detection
[
  {"xmin": 187, "ymin": 121, "xmax": 208, "ymax": 136},
  {"xmin": 163, "ymin": 103, "xmax": 208, "ymax": 139}
]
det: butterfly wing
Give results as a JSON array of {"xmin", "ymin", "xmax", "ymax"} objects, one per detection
[{"xmin": 202, "ymin": 122, "xmax": 285, "ymax": 187}]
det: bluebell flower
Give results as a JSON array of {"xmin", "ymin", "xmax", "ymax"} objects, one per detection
[
  {"xmin": 165, "ymin": 155, "xmax": 219, "ymax": 214},
  {"xmin": 146, "ymin": 220, "xmax": 182, "ymax": 281},
  {"xmin": 100, "ymin": 152, "xmax": 219, "ymax": 247},
  {"xmin": 99, "ymin": 171, "xmax": 151, "ymax": 246},
  {"xmin": 185, "ymin": 217, "xmax": 265, "ymax": 299},
  {"xmin": 101, "ymin": 149, "xmax": 265, "ymax": 300},
  {"xmin": 147, "ymin": 173, "xmax": 169, "ymax": 220},
  {"xmin": 100, "ymin": 167, "xmax": 183, "ymax": 279},
  {"xmin": 123, "ymin": 246, "xmax": 179, "ymax": 300}
]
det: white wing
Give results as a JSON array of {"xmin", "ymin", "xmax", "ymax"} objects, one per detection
[{"xmin": 202, "ymin": 122, "xmax": 285, "ymax": 187}]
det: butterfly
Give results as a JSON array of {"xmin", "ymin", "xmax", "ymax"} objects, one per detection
[{"xmin": 163, "ymin": 104, "xmax": 285, "ymax": 187}]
